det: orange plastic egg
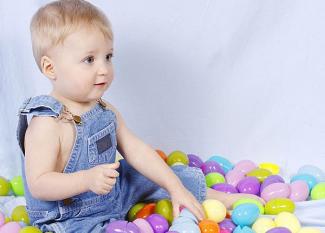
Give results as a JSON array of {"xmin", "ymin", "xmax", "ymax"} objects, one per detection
[
  {"xmin": 135, "ymin": 203, "xmax": 156, "ymax": 219},
  {"xmin": 199, "ymin": 219, "xmax": 220, "ymax": 233}
]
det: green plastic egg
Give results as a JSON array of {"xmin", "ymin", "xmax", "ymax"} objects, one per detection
[
  {"xmin": 233, "ymin": 198, "xmax": 265, "ymax": 214},
  {"xmin": 127, "ymin": 202, "xmax": 146, "ymax": 221},
  {"xmin": 167, "ymin": 151, "xmax": 189, "ymax": 166},
  {"xmin": 311, "ymin": 182, "xmax": 325, "ymax": 200},
  {"xmin": 155, "ymin": 199, "xmax": 173, "ymax": 225},
  {"xmin": 205, "ymin": 172, "xmax": 225, "ymax": 187},
  {"xmin": 265, "ymin": 198, "xmax": 295, "ymax": 215},
  {"xmin": 19, "ymin": 226, "xmax": 42, "ymax": 233},
  {"xmin": 10, "ymin": 176, "xmax": 25, "ymax": 196},
  {"xmin": 11, "ymin": 205, "xmax": 30, "ymax": 225},
  {"xmin": 0, "ymin": 176, "xmax": 11, "ymax": 196}
]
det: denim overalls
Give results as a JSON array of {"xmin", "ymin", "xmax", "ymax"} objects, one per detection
[{"xmin": 16, "ymin": 95, "xmax": 206, "ymax": 233}]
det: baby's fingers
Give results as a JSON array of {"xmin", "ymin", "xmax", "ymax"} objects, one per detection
[
  {"xmin": 172, "ymin": 203, "xmax": 180, "ymax": 219},
  {"xmin": 104, "ymin": 169, "xmax": 119, "ymax": 178}
]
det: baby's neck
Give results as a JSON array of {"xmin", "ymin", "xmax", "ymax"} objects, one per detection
[{"xmin": 49, "ymin": 91, "xmax": 98, "ymax": 116}]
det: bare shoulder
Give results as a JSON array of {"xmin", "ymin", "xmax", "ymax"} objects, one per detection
[{"xmin": 25, "ymin": 116, "xmax": 60, "ymax": 159}]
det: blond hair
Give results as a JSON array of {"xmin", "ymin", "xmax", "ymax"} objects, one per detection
[{"xmin": 30, "ymin": 0, "xmax": 113, "ymax": 71}]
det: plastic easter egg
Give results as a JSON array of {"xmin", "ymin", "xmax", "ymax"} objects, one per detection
[
  {"xmin": 167, "ymin": 151, "xmax": 189, "ymax": 166},
  {"xmin": 201, "ymin": 161, "xmax": 225, "ymax": 175},
  {"xmin": 290, "ymin": 174, "xmax": 317, "ymax": 190},
  {"xmin": 226, "ymin": 170, "xmax": 246, "ymax": 187},
  {"xmin": 19, "ymin": 226, "xmax": 42, "ymax": 233},
  {"xmin": 265, "ymin": 198, "xmax": 295, "ymax": 215},
  {"xmin": 187, "ymin": 154, "xmax": 203, "ymax": 168},
  {"xmin": 274, "ymin": 212, "xmax": 301, "ymax": 233},
  {"xmin": 234, "ymin": 160, "xmax": 257, "ymax": 174},
  {"xmin": 233, "ymin": 198, "xmax": 264, "ymax": 214},
  {"xmin": 179, "ymin": 208, "xmax": 198, "ymax": 224},
  {"xmin": 128, "ymin": 203, "xmax": 146, "ymax": 221},
  {"xmin": 136, "ymin": 203, "xmax": 156, "ymax": 219},
  {"xmin": 0, "ymin": 212, "xmax": 5, "ymax": 227},
  {"xmin": 259, "ymin": 163, "xmax": 280, "ymax": 175},
  {"xmin": 11, "ymin": 206, "xmax": 29, "ymax": 225},
  {"xmin": 212, "ymin": 183, "xmax": 238, "ymax": 194},
  {"xmin": 205, "ymin": 173, "xmax": 225, "ymax": 187},
  {"xmin": 155, "ymin": 199, "xmax": 173, "ymax": 224},
  {"xmin": 199, "ymin": 219, "xmax": 220, "ymax": 233},
  {"xmin": 289, "ymin": 181, "xmax": 309, "ymax": 202},
  {"xmin": 0, "ymin": 177, "xmax": 10, "ymax": 196},
  {"xmin": 219, "ymin": 219, "xmax": 236, "ymax": 233},
  {"xmin": 311, "ymin": 182, "xmax": 325, "ymax": 200},
  {"xmin": 246, "ymin": 168, "xmax": 272, "ymax": 182},
  {"xmin": 298, "ymin": 228, "xmax": 322, "ymax": 233},
  {"xmin": 236, "ymin": 177, "xmax": 260, "ymax": 195},
  {"xmin": 169, "ymin": 221, "xmax": 201, "ymax": 233},
  {"xmin": 231, "ymin": 204, "xmax": 260, "ymax": 227},
  {"xmin": 266, "ymin": 227, "xmax": 292, "ymax": 233},
  {"xmin": 146, "ymin": 214, "xmax": 169, "ymax": 233},
  {"xmin": 252, "ymin": 217, "xmax": 276, "ymax": 233},
  {"xmin": 133, "ymin": 218, "xmax": 154, "ymax": 233},
  {"xmin": 0, "ymin": 222, "xmax": 21, "ymax": 233},
  {"xmin": 202, "ymin": 199, "xmax": 226, "ymax": 223},
  {"xmin": 233, "ymin": 226, "xmax": 255, "ymax": 233},
  {"xmin": 261, "ymin": 183, "xmax": 291, "ymax": 202},
  {"xmin": 106, "ymin": 220, "xmax": 140, "ymax": 233},
  {"xmin": 297, "ymin": 165, "xmax": 325, "ymax": 182},
  {"xmin": 10, "ymin": 176, "xmax": 25, "ymax": 196},
  {"xmin": 261, "ymin": 175, "xmax": 285, "ymax": 192},
  {"xmin": 208, "ymin": 156, "xmax": 234, "ymax": 174},
  {"xmin": 220, "ymin": 230, "xmax": 232, "ymax": 233},
  {"xmin": 156, "ymin": 150, "xmax": 168, "ymax": 162}
]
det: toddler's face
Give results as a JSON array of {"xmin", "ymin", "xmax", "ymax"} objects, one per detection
[{"xmin": 48, "ymin": 27, "xmax": 114, "ymax": 102}]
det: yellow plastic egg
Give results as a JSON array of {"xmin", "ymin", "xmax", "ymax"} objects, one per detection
[
  {"xmin": 247, "ymin": 168, "xmax": 272, "ymax": 182},
  {"xmin": 298, "ymin": 228, "xmax": 322, "ymax": 233},
  {"xmin": 259, "ymin": 162, "xmax": 280, "ymax": 175},
  {"xmin": 202, "ymin": 199, "xmax": 226, "ymax": 223},
  {"xmin": 265, "ymin": 198, "xmax": 295, "ymax": 215},
  {"xmin": 274, "ymin": 212, "xmax": 301, "ymax": 233},
  {"xmin": 252, "ymin": 217, "xmax": 276, "ymax": 233}
]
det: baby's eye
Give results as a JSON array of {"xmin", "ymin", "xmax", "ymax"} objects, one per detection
[
  {"xmin": 106, "ymin": 53, "xmax": 113, "ymax": 62},
  {"xmin": 84, "ymin": 56, "xmax": 95, "ymax": 64}
]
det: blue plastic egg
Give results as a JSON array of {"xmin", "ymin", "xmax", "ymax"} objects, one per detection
[
  {"xmin": 234, "ymin": 226, "xmax": 255, "ymax": 233},
  {"xmin": 169, "ymin": 221, "xmax": 201, "ymax": 233},
  {"xmin": 231, "ymin": 204, "xmax": 260, "ymax": 227},
  {"xmin": 208, "ymin": 155, "xmax": 234, "ymax": 174},
  {"xmin": 298, "ymin": 165, "xmax": 325, "ymax": 182}
]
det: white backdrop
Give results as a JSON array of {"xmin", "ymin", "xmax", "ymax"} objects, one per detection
[{"xmin": 1, "ymin": 0, "xmax": 325, "ymax": 187}]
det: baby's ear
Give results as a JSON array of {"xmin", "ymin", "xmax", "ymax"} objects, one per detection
[{"xmin": 40, "ymin": 56, "xmax": 55, "ymax": 80}]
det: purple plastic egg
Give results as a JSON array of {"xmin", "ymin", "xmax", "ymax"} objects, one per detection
[
  {"xmin": 236, "ymin": 176, "xmax": 260, "ymax": 195},
  {"xmin": 146, "ymin": 214, "xmax": 169, "ymax": 233},
  {"xmin": 234, "ymin": 160, "xmax": 257, "ymax": 174},
  {"xmin": 261, "ymin": 183, "xmax": 291, "ymax": 202},
  {"xmin": 226, "ymin": 169, "xmax": 246, "ymax": 187},
  {"xmin": 212, "ymin": 183, "xmax": 238, "ymax": 194},
  {"xmin": 106, "ymin": 220, "xmax": 140, "ymax": 233},
  {"xmin": 188, "ymin": 154, "xmax": 203, "ymax": 168},
  {"xmin": 260, "ymin": 175, "xmax": 285, "ymax": 192},
  {"xmin": 133, "ymin": 218, "xmax": 154, "ymax": 233},
  {"xmin": 266, "ymin": 227, "xmax": 291, "ymax": 233},
  {"xmin": 201, "ymin": 160, "xmax": 225, "ymax": 176},
  {"xmin": 219, "ymin": 219, "xmax": 236, "ymax": 233},
  {"xmin": 289, "ymin": 180, "xmax": 309, "ymax": 202}
]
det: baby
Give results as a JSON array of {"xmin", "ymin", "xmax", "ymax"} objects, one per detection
[{"xmin": 16, "ymin": 0, "xmax": 263, "ymax": 232}]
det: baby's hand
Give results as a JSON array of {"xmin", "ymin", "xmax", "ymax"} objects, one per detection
[
  {"xmin": 85, "ymin": 162, "xmax": 120, "ymax": 195},
  {"xmin": 169, "ymin": 186, "xmax": 205, "ymax": 221}
]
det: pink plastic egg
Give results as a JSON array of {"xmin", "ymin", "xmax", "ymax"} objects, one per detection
[
  {"xmin": 0, "ymin": 222, "xmax": 21, "ymax": 233},
  {"xmin": 289, "ymin": 180, "xmax": 309, "ymax": 202},
  {"xmin": 133, "ymin": 218, "xmax": 154, "ymax": 233},
  {"xmin": 226, "ymin": 169, "xmax": 245, "ymax": 187},
  {"xmin": 234, "ymin": 160, "xmax": 257, "ymax": 174},
  {"xmin": 261, "ymin": 183, "xmax": 291, "ymax": 202}
]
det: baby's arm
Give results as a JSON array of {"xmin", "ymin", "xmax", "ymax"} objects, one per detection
[
  {"xmin": 104, "ymin": 101, "xmax": 205, "ymax": 219},
  {"xmin": 24, "ymin": 116, "xmax": 119, "ymax": 201}
]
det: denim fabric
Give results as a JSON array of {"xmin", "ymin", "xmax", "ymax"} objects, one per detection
[{"xmin": 16, "ymin": 95, "xmax": 206, "ymax": 233}]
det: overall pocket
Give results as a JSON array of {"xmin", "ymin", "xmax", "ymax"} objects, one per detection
[{"xmin": 87, "ymin": 121, "xmax": 117, "ymax": 166}]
